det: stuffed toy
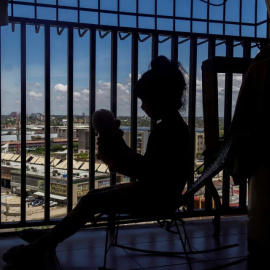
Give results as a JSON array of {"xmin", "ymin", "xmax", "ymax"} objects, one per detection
[
  {"xmin": 92, "ymin": 109, "xmax": 122, "ymax": 135},
  {"xmin": 92, "ymin": 109, "xmax": 124, "ymax": 168}
]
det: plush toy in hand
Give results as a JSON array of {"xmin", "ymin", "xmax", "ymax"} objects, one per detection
[
  {"xmin": 92, "ymin": 109, "xmax": 125, "ymax": 168},
  {"xmin": 92, "ymin": 109, "xmax": 122, "ymax": 135}
]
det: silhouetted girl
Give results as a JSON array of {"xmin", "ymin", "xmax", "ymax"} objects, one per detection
[{"xmin": 2, "ymin": 55, "xmax": 192, "ymax": 265}]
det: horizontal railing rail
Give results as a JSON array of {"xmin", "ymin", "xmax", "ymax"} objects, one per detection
[{"xmin": 7, "ymin": 0, "xmax": 269, "ymax": 38}]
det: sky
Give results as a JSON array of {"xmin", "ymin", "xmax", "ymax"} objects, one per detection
[{"xmin": 0, "ymin": 0, "xmax": 268, "ymax": 118}]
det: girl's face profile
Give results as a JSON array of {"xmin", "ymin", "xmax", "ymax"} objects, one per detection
[
  {"xmin": 140, "ymin": 100, "xmax": 149, "ymax": 115},
  {"xmin": 140, "ymin": 99, "xmax": 162, "ymax": 121}
]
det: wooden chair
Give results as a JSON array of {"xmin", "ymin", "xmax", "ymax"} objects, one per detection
[{"xmin": 201, "ymin": 56, "xmax": 254, "ymax": 213}]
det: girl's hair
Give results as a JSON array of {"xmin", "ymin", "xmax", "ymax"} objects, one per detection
[{"xmin": 134, "ymin": 55, "xmax": 187, "ymax": 111}]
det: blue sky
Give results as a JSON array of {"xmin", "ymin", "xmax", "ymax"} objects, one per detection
[{"xmin": 0, "ymin": 0, "xmax": 268, "ymax": 117}]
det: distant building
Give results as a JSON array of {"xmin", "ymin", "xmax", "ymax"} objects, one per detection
[
  {"xmin": 1, "ymin": 159, "xmax": 123, "ymax": 205},
  {"xmin": 77, "ymin": 128, "xmax": 90, "ymax": 153},
  {"xmin": 29, "ymin": 113, "xmax": 36, "ymax": 119},
  {"xmin": 76, "ymin": 126, "xmax": 151, "ymax": 155},
  {"xmin": 36, "ymin": 113, "xmax": 43, "ymax": 120},
  {"xmin": 195, "ymin": 128, "xmax": 205, "ymax": 160},
  {"xmin": 9, "ymin": 112, "xmax": 18, "ymax": 118},
  {"xmin": 83, "ymin": 116, "xmax": 89, "ymax": 124}
]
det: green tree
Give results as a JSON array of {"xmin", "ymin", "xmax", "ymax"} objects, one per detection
[
  {"xmin": 74, "ymin": 152, "xmax": 89, "ymax": 160},
  {"xmin": 73, "ymin": 142, "xmax": 78, "ymax": 152},
  {"xmin": 33, "ymin": 147, "xmax": 45, "ymax": 154},
  {"xmin": 51, "ymin": 144, "xmax": 64, "ymax": 152}
]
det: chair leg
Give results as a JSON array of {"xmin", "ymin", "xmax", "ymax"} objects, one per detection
[
  {"xmin": 175, "ymin": 219, "xmax": 193, "ymax": 270},
  {"xmin": 206, "ymin": 181, "xmax": 221, "ymax": 235},
  {"xmin": 179, "ymin": 219, "xmax": 192, "ymax": 252},
  {"xmin": 102, "ymin": 224, "xmax": 110, "ymax": 269},
  {"xmin": 101, "ymin": 214, "xmax": 120, "ymax": 269}
]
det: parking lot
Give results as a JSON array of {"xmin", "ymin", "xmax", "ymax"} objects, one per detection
[{"xmin": 1, "ymin": 193, "xmax": 67, "ymax": 223}]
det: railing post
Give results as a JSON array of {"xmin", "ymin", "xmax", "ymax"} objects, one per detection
[
  {"xmin": 110, "ymin": 30, "xmax": 117, "ymax": 186},
  {"xmin": 171, "ymin": 34, "xmax": 178, "ymax": 63},
  {"xmin": 151, "ymin": 33, "xmax": 158, "ymax": 130},
  {"xmin": 130, "ymin": 32, "xmax": 138, "ymax": 182},
  {"xmin": 44, "ymin": 24, "xmax": 51, "ymax": 221},
  {"xmin": 204, "ymin": 37, "xmax": 216, "ymax": 211},
  {"xmin": 222, "ymin": 38, "xmax": 234, "ymax": 209},
  {"xmin": 187, "ymin": 36, "xmax": 197, "ymax": 211},
  {"xmin": 0, "ymin": 27, "xmax": 2, "ymax": 225},
  {"xmin": 20, "ymin": 22, "xmax": 27, "ymax": 223},
  {"xmin": 89, "ymin": 29, "xmax": 96, "ymax": 191},
  {"xmin": 67, "ymin": 26, "xmax": 74, "ymax": 213}
]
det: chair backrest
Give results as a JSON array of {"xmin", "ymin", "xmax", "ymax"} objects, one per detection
[
  {"xmin": 201, "ymin": 56, "xmax": 253, "ymax": 161},
  {"xmin": 181, "ymin": 134, "xmax": 233, "ymax": 204}
]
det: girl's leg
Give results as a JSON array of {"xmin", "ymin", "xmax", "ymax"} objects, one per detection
[
  {"xmin": 2, "ymin": 183, "xmax": 138, "ymax": 264},
  {"xmin": 36, "ymin": 182, "xmax": 138, "ymax": 249}
]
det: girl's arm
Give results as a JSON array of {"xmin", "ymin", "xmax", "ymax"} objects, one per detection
[
  {"xmin": 109, "ymin": 148, "xmax": 146, "ymax": 179},
  {"xmin": 97, "ymin": 133, "xmax": 146, "ymax": 179}
]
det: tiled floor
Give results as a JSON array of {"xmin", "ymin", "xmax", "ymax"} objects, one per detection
[{"xmin": 0, "ymin": 215, "xmax": 260, "ymax": 270}]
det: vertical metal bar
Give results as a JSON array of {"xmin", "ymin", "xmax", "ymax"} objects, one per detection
[
  {"xmin": 173, "ymin": 0, "xmax": 176, "ymax": 32},
  {"xmin": 130, "ymin": 32, "xmax": 138, "ymax": 163},
  {"xmin": 34, "ymin": 0, "xmax": 37, "ymax": 20},
  {"xmin": 67, "ymin": 26, "xmax": 74, "ymax": 213},
  {"xmin": 56, "ymin": 0, "xmax": 59, "ymax": 22},
  {"xmin": 152, "ymin": 33, "xmax": 158, "ymax": 60},
  {"xmin": 243, "ymin": 40, "xmax": 251, "ymax": 59},
  {"xmin": 11, "ymin": 0, "xmax": 14, "ymax": 17},
  {"xmin": 224, "ymin": 38, "xmax": 233, "ymax": 140},
  {"xmin": 239, "ymin": 0, "xmax": 242, "ymax": 36},
  {"xmin": 190, "ymin": 0, "xmax": 194, "ymax": 33},
  {"xmin": 111, "ymin": 31, "xmax": 117, "ymax": 119},
  {"xmin": 171, "ymin": 34, "xmax": 178, "ymax": 63},
  {"xmin": 117, "ymin": 0, "xmax": 120, "ymax": 27},
  {"xmin": 77, "ymin": 0, "xmax": 80, "ymax": 24},
  {"xmin": 44, "ymin": 24, "xmax": 51, "ymax": 221},
  {"xmin": 110, "ymin": 30, "xmax": 117, "ymax": 186},
  {"xmin": 222, "ymin": 38, "xmax": 234, "ymax": 210},
  {"xmin": 255, "ymin": 0, "xmax": 258, "ymax": 38},
  {"xmin": 223, "ymin": 0, "xmax": 226, "ymax": 35},
  {"xmin": 154, "ymin": 0, "xmax": 157, "ymax": 30},
  {"xmin": 208, "ymin": 37, "xmax": 215, "ymax": 58},
  {"xmin": 151, "ymin": 33, "xmax": 158, "ymax": 130},
  {"xmin": 20, "ymin": 22, "xmax": 27, "ymax": 223},
  {"xmin": 267, "ymin": 2, "xmax": 270, "ymax": 39},
  {"xmin": 98, "ymin": 0, "xmax": 101, "ymax": 25},
  {"xmin": 89, "ymin": 29, "xmax": 96, "ymax": 191},
  {"xmin": 207, "ymin": 0, "xmax": 210, "ymax": 35},
  {"xmin": 239, "ymin": 40, "xmax": 251, "ymax": 210},
  {"xmin": 0, "ymin": 28, "xmax": 2, "ymax": 225},
  {"xmin": 204, "ymin": 37, "xmax": 216, "ymax": 211},
  {"xmin": 187, "ymin": 36, "xmax": 197, "ymax": 210},
  {"xmin": 136, "ymin": 0, "xmax": 138, "ymax": 29}
]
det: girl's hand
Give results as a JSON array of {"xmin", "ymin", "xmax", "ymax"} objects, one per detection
[{"xmin": 97, "ymin": 132, "xmax": 128, "ymax": 164}]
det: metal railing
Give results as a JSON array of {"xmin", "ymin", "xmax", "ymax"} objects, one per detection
[{"xmin": 0, "ymin": 0, "xmax": 269, "ymax": 230}]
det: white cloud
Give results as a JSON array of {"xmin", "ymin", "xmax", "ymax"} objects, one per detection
[
  {"xmin": 81, "ymin": 89, "xmax": 89, "ymax": 95},
  {"xmin": 56, "ymin": 95, "xmax": 65, "ymax": 101},
  {"xmin": 54, "ymin": 83, "xmax": 67, "ymax": 92},
  {"xmin": 34, "ymin": 82, "xmax": 42, "ymax": 88},
  {"xmin": 29, "ymin": 91, "xmax": 43, "ymax": 98},
  {"xmin": 74, "ymin": 91, "xmax": 81, "ymax": 102},
  {"xmin": 1, "ymin": 71, "xmax": 244, "ymax": 116}
]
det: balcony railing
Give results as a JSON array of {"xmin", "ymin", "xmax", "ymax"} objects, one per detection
[{"xmin": 0, "ymin": 0, "xmax": 269, "ymax": 230}]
